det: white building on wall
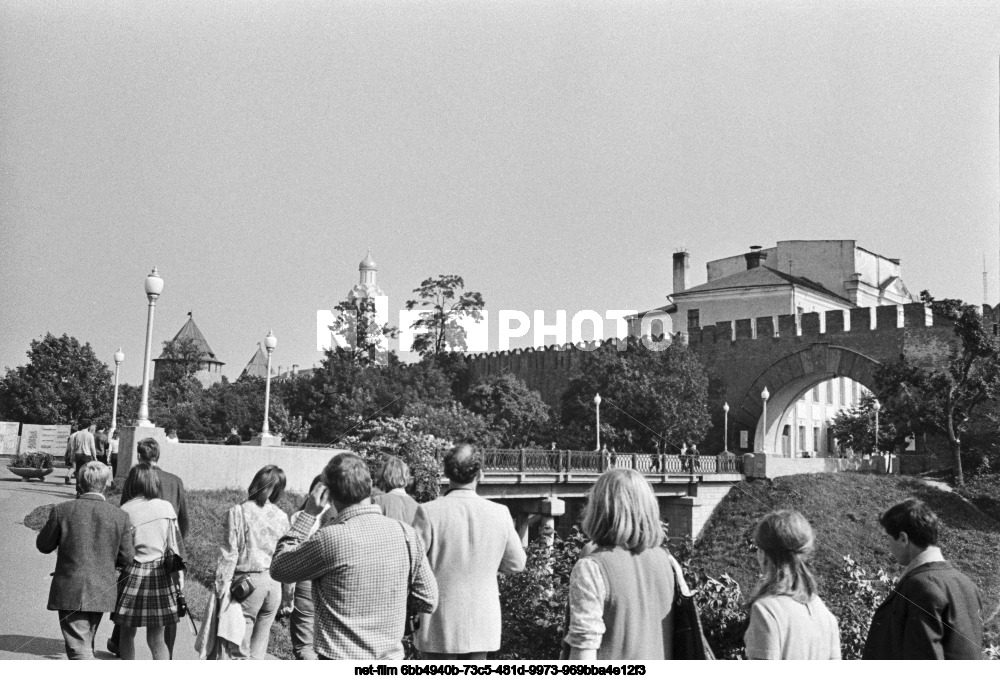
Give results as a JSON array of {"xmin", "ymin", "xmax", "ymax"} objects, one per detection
[{"xmin": 628, "ymin": 240, "xmax": 915, "ymax": 457}]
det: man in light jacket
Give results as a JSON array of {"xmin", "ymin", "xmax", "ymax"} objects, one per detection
[
  {"xmin": 413, "ymin": 444, "xmax": 527, "ymax": 659},
  {"xmin": 36, "ymin": 461, "xmax": 134, "ymax": 659}
]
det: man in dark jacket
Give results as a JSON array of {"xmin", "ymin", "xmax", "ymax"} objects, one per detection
[
  {"xmin": 862, "ymin": 498, "xmax": 983, "ymax": 659},
  {"xmin": 109, "ymin": 436, "xmax": 189, "ymax": 657},
  {"xmin": 36, "ymin": 461, "xmax": 134, "ymax": 659}
]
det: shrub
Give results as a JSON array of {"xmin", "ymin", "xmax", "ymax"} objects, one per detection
[{"xmin": 9, "ymin": 451, "xmax": 53, "ymax": 469}]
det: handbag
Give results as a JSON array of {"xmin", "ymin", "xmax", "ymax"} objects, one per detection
[
  {"xmin": 228, "ymin": 505, "xmax": 257, "ymax": 603},
  {"xmin": 667, "ymin": 553, "xmax": 715, "ymax": 660},
  {"xmin": 399, "ymin": 523, "xmax": 421, "ymax": 636}
]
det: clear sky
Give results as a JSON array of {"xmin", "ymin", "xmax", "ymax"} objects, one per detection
[{"xmin": 1, "ymin": 0, "xmax": 998, "ymax": 385}]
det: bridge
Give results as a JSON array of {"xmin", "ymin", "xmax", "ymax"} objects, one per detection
[{"xmin": 466, "ymin": 448, "xmax": 743, "ymax": 541}]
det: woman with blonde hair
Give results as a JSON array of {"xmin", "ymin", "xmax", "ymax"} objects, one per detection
[
  {"xmin": 372, "ymin": 455, "xmax": 419, "ymax": 524},
  {"xmin": 744, "ymin": 509, "xmax": 841, "ymax": 659},
  {"xmin": 564, "ymin": 468, "xmax": 675, "ymax": 660}
]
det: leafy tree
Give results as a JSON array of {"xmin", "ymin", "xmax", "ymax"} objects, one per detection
[
  {"xmin": 0, "ymin": 333, "xmax": 112, "ymax": 424},
  {"xmin": 828, "ymin": 393, "xmax": 898, "ymax": 456},
  {"xmin": 875, "ymin": 292, "xmax": 1000, "ymax": 485},
  {"xmin": 465, "ymin": 373, "xmax": 551, "ymax": 447},
  {"xmin": 406, "ymin": 275, "xmax": 485, "ymax": 357},
  {"xmin": 342, "ymin": 416, "xmax": 451, "ymax": 502},
  {"xmin": 402, "ymin": 401, "xmax": 499, "ymax": 447},
  {"xmin": 328, "ymin": 297, "xmax": 399, "ymax": 367},
  {"xmin": 560, "ymin": 337, "xmax": 711, "ymax": 453}
]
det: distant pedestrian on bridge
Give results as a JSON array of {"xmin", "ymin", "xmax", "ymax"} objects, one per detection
[
  {"xmin": 412, "ymin": 444, "xmax": 526, "ymax": 660},
  {"xmin": 36, "ymin": 461, "xmax": 133, "ymax": 659}
]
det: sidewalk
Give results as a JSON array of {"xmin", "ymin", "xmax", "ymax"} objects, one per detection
[{"xmin": 0, "ymin": 465, "xmax": 200, "ymax": 660}]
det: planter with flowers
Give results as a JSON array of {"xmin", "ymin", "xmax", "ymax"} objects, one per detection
[{"xmin": 8, "ymin": 452, "xmax": 54, "ymax": 481}]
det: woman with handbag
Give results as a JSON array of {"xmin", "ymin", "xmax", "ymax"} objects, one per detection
[
  {"xmin": 744, "ymin": 510, "xmax": 841, "ymax": 659},
  {"xmin": 564, "ymin": 468, "xmax": 677, "ymax": 660},
  {"xmin": 113, "ymin": 462, "xmax": 183, "ymax": 660},
  {"xmin": 213, "ymin": 465, "xmax": 292, "ymax": 659}
]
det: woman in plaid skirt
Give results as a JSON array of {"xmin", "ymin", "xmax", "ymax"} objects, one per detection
[{"xmin": 113, "ymin": 462, "xmax": 182, "ymax": 660}]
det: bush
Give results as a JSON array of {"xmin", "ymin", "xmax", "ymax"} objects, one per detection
[
  {"xmin": 497, "ymin": 529, "xmax": 587, "ymax": 659},
  {"xmin": 9, "ymin": 451, "xmax": 53, "ymax": 469}
]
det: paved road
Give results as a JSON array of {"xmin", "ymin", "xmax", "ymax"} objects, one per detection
[{"xmin": 0, "ymin": 465, "xmax": 200, "ymax": 660}]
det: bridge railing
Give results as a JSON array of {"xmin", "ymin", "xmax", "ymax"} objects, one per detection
[{"xmin": 472, "ymin": 450, "xmax": 743, "ymax": 476}]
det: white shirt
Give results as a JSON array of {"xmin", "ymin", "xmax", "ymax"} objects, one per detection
[{"xmin": 900, "ymin": 546, "xmax": 945, "ymax": 580}]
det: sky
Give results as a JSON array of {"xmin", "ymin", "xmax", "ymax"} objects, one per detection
[{"xmin": 1, "ymin": 0, "xmax": 998, "ymax": 385}]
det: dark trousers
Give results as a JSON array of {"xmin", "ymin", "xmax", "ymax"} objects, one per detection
[
  {"xmin": 59, "ymin": 610, "xmax": 102, "ymax": 660},
  {"xmin": 290, "ymin": 579, "xmax": 317, "ymax": 659}
]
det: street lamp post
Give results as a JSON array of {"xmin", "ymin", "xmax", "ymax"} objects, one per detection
[
  {"xmin": 136, "ymin": 268, "xmax": 163, "ymax": 427},
  {"xmin": 261, "ymin": 331, "xmax": 277, "ymax": 436},
  {"xmin": 759, "ymin": 387, "xmax": 770, "ymax": 454},
  {"xmin": 873, "ymin": 398, "xmax": 882, "ymax": 471},
  {"xmin": 111, "ymin": 348, "xmax": 124, "ymax": 434},
  {"xmin": 594, "ymin": 393, "xmax": 602, "ymax": 452},
  {"xmin": 723, "ymin": 402, "xmax": 730, "ymax": 453}
]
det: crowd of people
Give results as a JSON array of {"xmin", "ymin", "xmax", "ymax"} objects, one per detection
[{"xmin": 35, "ymin": 436, "xmax": 985, "ymax": 661}]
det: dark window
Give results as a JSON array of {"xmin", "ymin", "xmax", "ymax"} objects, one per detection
[
  {"xmin": 813, "ymin": 427, "xmax": 820, "ymax": 452},
  {"xmin": 687, "ymin": 309, "xmax": 700, "ymax": 329}
]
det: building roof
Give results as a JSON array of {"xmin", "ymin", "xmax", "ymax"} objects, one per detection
[
  {"xmin": 155, "ymin": 313, "xmax": 224, "ymax": 364},
  {"xmin": 239, "ymin": 344, "xmax": 270, "ymax": 380},
  {"xmin": 626, "ymin": 303, "xmax": 676, "ymax": 320},
  {"xmin": 672, "ymin": 265, "xmax": 853, "ymax": 305}
]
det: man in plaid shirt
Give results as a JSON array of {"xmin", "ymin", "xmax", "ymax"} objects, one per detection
[{"xmin": 271, "ymin": 453, "xmax": 438, "ymax": 659}]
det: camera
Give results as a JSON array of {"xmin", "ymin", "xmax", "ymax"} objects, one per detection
[{"xmin": 177, "ymin": 593, "xmax": 189, "ymax": 618}]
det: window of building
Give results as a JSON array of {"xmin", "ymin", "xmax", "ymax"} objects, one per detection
[
  {"xmin": 798, "ymin": 425, "xmax": 806, "ymax": 451},
  {"xmin": 813, "ymin": 427, "xmax": 820, "ymax": 452},
  {"xmin": 687, "ymin": 309, "xmax": 700, "ymax": 329},
  {"xmin": 813, "ymin": 385, "xmax": 820, "ymax": 402},
  {"xmin": 826, "ymin": 381, "xmax": 833, "ymax": 404},
  {"xmin": 840, "ymin": 378, "xmax": 847, "ymax": 407}
]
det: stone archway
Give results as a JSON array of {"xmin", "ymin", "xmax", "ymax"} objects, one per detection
[{"xmin": 736, "ymin": 344, "xmax": 882, "ymax": 454}]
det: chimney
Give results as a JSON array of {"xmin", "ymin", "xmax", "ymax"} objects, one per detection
[
  {"xmin": 745, "ymin": 245, "xmax": 767, "ymax": 270},
  {"xmin": 673, "ymin": 250, "xmax": 690, "ymax": 293}
]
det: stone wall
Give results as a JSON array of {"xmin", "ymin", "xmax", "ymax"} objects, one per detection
[{"xmin": 116, "ymin": 426, "xmax": 348, "ymax": 494}]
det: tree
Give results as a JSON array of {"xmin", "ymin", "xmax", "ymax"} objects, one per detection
[
  {"xmin": 328, "ymin": 297, "xmax": 399, "ymax": 367},
  {"xmin": 406, "ymin": 275, "xmax": 485, "ymax": 357},
  {"xmin": 828, "ymin": 393, "xmax": 898, "ymax": 456},
  {"xmin": 875, "ymin": 292, "xmax": 1000, "ymax": 486},
  {"xmin": 465, "ymin": 373, "xmax": 551, "ymax": 447},
  {"xmin": 560, "ymin": 338, "xmax": 711, "ymax": 453},
  {"xmin": 0, "ymin": 333, "xmax": 113, "ymax": 424}
]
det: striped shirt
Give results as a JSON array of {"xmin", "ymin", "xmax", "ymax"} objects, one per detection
[{"xmin": 270, "ymin": 503, "xmax": 438, "ymax": 660}]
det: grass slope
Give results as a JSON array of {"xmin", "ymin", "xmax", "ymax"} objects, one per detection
[{"xmin": 693, "ymin": 471, "xmax": 1000, "ymax": 645}]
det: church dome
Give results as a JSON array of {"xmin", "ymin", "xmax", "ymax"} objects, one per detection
[{"xmin": 359, "ymin": 250, "xmax": 378, "ymax": 271}]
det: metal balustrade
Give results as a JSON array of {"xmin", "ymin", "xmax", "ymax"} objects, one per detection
[{"xmin": 463, "ymin": 449, "xmax": 743, "ymax": 477}]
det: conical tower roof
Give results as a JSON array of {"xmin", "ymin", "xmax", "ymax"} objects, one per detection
[
  {"xmin": 239, "ymin": 344, "xmax": 270, "ymax": 379},
  {"xmin": 156, "ymin": 312, "xmax": 224, "ymax": 365}
]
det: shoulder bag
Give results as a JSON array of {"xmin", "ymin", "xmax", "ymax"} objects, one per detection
[
  {"xmin": 229, "ymin": 504, "xmax": 257, "ymax": 603},
  {"xmin": 398, "ymin": 523, "xmax": 421, "ymax": 636},
  {"xmin": 667, "ymin": 553, "xmax": 715, "ymax": 660}
]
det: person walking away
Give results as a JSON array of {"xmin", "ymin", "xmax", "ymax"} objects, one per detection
[
  {"xmin": 109, "ymin": 437, "xmax": 190, "ymax": 657},
  {"xmin": 862, "ymin": 499, "xmax": 983, "ymax": 659},
  {"xmin": 373, "ymin": 455, "xmax": 420, "ymax": 524},
  {"xmin": 113, "ymin": 463, "xmax": 183, "ymax": 660},
  {"xmin": 94, "ymin": 425, "xmax": 109, "ymax": 464},
  {"xmin": 69, "ymin": 420, "xmax": 97, "ymax": 482},
  {"xmin": 213, "ymin": 465, "xmax": 293, "ymax": 659},
  {"xmin": 109, "ymin": 430, "xmax": 120, "ymax": 479},
  {"xmin": 63, "ymin": 424, "xmax": 78, "ymax": 485},
  {"xmin": 36, "ymin": 461, "xmax": 133, "ymax": 659},
  {"xmin": 288, "ymin": 476, "xmax": 331, "ymax": 660},
  {"xmin": 743, "ymin": 510, "xmax": 840, "ymax": 659},
  {"xmin": 412, "ymin": 444, "xmax": 526, "ymax": 660},
  {"xmin": 271, "ymin": 453, "xmax": 438, "ymax": 660},
  {"xmin": 564, "ymin": 468, "xmax": 675, "ymax": 660}
]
